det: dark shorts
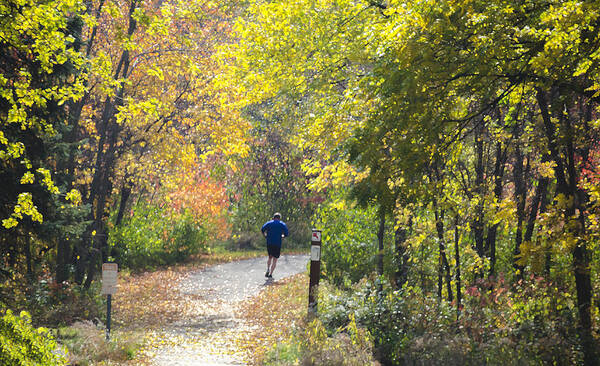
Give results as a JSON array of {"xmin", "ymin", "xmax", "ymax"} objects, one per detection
[{"xmin": 267, "ymin": 244, "xmax": 281, "ymax": 258}]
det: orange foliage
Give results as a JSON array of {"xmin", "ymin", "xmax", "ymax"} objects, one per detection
[{"xmin": 167, "ymin": 165, "xmax": 230, "ymax": 241}]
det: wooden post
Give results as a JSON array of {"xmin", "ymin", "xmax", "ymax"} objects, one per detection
[
  {"xmin": 308, "ymin": 229, "xmax": 321, "ymax": 314},
  {"xmin": 106, "ymin": 294, "xmax": 112, "ymax": 340}
]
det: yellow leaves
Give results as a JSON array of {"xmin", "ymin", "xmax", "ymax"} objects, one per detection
[
  {"xmin": 2, "ymin": 192, "xmax": 43, "ymax": 228},
  {"xmin": 19, "ymin": 171, "xmax": 34, "ymax": 185},
  {"xmin": 105, "ymin": 1, "xmax": 120, "ymax": 19},
  {"xmin": 146, "ymin": 67, "xmax": 164, "ymax": 81},
  {"xmin": 537, "ymin": 160, "xmax": 556, "ymax": 178},
  {"xmin": 65, "ymin": 189, "xmax": 82, "ymax": 205},
  {"xmin": 573, "ymin": 58, "xmax": 593, "ymax": 77},
  {"xmin": 37, "ymin": 168, "xmax": 59, "ymax": 194}
]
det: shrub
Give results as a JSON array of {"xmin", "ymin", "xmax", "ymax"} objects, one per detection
[
  {"xmin": 26, "ymin": 279, "xmax": 103, "ymax": 326},
  {"xmin": 109, "ymin": 203, "xmax": 209, "ymax": 269},
  {"xmin": 314, "ymin": 276, "xmax": 587, "ymax": 365},
  {"xmin": 268, "ymin": 316, "xmax": 375, "ymax": 366},
  {"xmin": 0, "ymin": 263, "xmax": 104, "ymax": 330},
  {"xmin": 313, "ymin": 199, "xmax": 380, "ymax": 287},
  {"xmin": 297, "ymin": 316, "xmax": 374, "ymax": 366},
  {"xmin": 0, "ymin": 309, "xmax": 67, "ymax": 366}
]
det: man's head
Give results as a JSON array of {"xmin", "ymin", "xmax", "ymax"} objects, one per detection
[{"xmin": 273, "ymin": 212, "xmax": 281, "ymax": 220}]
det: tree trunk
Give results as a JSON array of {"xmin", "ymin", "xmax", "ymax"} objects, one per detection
[
  {"xmin": 487, "ymin": 142, "xmax": 505, "ymax": 278},
  {"xmin": 523, "ymin": 157, "xmax": 550, "ymax": 245},
  {"xmin": 454, "ymin": 215, "xmax": 461, "ymax": 321},
  {"xmin": 115, "ymin": 181, "xmax": 132, "ymax": 227},
  {"xmin": 377, "ymin": 209, "xmax": 385, "ymax": 276},
  {"xmin": 513, "ymin": 129, "xmax": 526, "ymax": 280},
  {"xmin": 394, "ymin": 216, "xmax": 410, "ymax": 289},
  {"xmin": 536, "ymin": 88, "xmax": 596, "ymax": 366},
  {"xmin": 25, "ymin": 238, "xmax": 33, "ymax": 283},
  {"xmin": 472, "ymin": 127, "xmax": 486, "ymax": 271},
  {"xmin": 56, "ymin": 239, "xmax": 71, "ymax": 284},
  {"xmin": 523, "ymin": 154, "xmax": 551, "ymax": 276},
  {"xmin": 82, "ymin": 2, "xmax": 139, "ymax": 288},
  {"xmin": 434, "ymin": 206, "xmax": 453, "ymax": 302}
]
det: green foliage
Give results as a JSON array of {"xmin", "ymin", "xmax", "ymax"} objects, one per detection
[
  {"xmin": 316, "ymin": 277, "xmax": 585, "ymax": 365},
  {"xmin": 0, "ymin": 309, "xmax": 67, "ymax": 366},
  {"xmin": 0, "ymin": 0, "xmax": 87, "ymax": 228},
  {"xmin": 109, "ymin": 202, "xmax": 209, "ymax": 269},
  {"xmin": 264, "ymin": 342, "xmax": 302, "ymax": 365},
  {"xmin": 25, "ymin": 280, "xmax": 102, "ymax": 327},
  {"xmin": 313, "ymin": 192, "xmax": 380, "ymax": 286},
  {"xmin": 0, "ymin": 263, "xmax": 102, "ymax": 328}
]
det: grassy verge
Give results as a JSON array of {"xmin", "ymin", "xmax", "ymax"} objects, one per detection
[{"xmin": 54, "ymin": 324, "xmax": 141, "ymax": 366}]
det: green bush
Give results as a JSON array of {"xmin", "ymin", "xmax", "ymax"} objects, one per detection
[
  {"xmin": 27, "ymin": 280, "xmax": 103, "ymax": 327},
  {"xmin": 109, "ymin": 203, "xmax": 208, "ymax": 269},
  {"xmin": 313, "ymin": 198, "xmax": 380, "ymax": 287},
  {"xmin": 0, "ymin": 309, "xmax": 67, "ymax": 366},
  {"xmin": 316, "ymin": 278, "xmax": 586, "ymax": 365}
]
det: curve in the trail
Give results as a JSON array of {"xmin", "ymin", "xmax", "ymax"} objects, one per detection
[
  {"xmin": 180, "ymin": 254, "xmax": 309, "ymax": 303},
  {"xmin": 149, "ymin": 254, "xmax": 309, "ymax": 366}
]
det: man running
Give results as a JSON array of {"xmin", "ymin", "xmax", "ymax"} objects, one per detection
[{"xmin": 261, "ymin": 212, "xmax": 289, "ymax": 278}]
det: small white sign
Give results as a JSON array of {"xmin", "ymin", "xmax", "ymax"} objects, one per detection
[
  {"xmin": 311, "ymin": 245, "xmax": 321, "ymax": 261},
  {"xmin": 101, "ymin": 263, "xmax": 118, "ymax": 295},
  {"xmin": 311, "ymin": 231, "xmax": 321, "ymax": 242}
]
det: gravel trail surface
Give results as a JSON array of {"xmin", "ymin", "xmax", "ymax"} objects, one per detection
[{"xmin": 147, "ymin": 255, "xmax": 309, "ymax": 366}]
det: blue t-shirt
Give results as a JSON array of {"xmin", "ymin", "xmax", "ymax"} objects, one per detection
[{"xmin": 261, "ymin": 219, "xmax": 289, "ymax": 246}]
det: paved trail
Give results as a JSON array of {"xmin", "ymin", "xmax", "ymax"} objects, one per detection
[{"xmin": 146, "ymin": 255, "xmax": 309, "ymax": 366}]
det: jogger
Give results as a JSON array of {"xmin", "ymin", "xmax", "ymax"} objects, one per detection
[{"xmin": 261, "ymin": 212, "xmax": 288, "ymax": 277}]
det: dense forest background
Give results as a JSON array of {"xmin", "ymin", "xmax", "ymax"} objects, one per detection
[{"xmin": 1, "ymin": 0, "xmax": 600, "ymax": 365}]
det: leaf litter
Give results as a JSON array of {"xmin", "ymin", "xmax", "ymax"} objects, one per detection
[{"xmin": 105, "ymin": 255, "xmax": 308, "ymax": 365}]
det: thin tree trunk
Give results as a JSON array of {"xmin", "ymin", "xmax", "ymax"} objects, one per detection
[
  {"xmin": 56, "ymin": 239, "xmax": 71, "ymax": 284},
  {"xmin": 513, "ymin": 126, "xmax": 526, "ymax": 280},
  {"xmin": 523, "ymin": 155, "xmax": 551, "ymax": 276},
  {"xmin": 394, "ymin": 216, "xmax": 410, "ymax": 289},
  {"xmin": 25, "ymin": 238, "xmax": 32, "ymax": 283},
  {"xmin": 377, "ymin": 210, "xmax": 385, "ymax": 276},
  {"xmin": 435, "ymin": 206, "xmax": 453, "ymax": 302},
  {"xmin": 115, "ymin": 181, "xmax": 132, "ymax": 227},
  {"xmin": 472, "ymin": 128, "xmax": 485, "ymax": 276},
  {"xmin": 487, "ymin": 142, "xmax": 505, "ymax": 278},
  {"xmin": 455, "ymin": 215, "xmax": 461, "ymax": 321},
  {"xmin": 524, "ymin": 157, "xmax": 550, "ymax": 245}
]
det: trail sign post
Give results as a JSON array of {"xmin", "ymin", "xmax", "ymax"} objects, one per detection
[
  {"xmin": 308, "ymin": 229, "xmax": 321, "ymax": 314},
  {"xmin": 101, "ymin": 263, "xmax": 118, "ymax": 340}
]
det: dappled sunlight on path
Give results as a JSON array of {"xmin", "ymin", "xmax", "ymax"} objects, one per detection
[{"xmin": 139, "ymin": 255, "xmax": 308, "ymax": 365}]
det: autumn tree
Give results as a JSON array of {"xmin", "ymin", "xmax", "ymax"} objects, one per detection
[
  {"xmin": 0, "ymin": 0, "xmax": 88, "ymax": 286},
  {"xmin": 221, "ymin": 0, "xmax": 600, "ymax": 363}
]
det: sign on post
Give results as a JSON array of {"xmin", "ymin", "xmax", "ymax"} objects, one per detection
[
  {"xmin": 102, "ymin": 263, "xmax": 118, "ymax": 340},
  {"xmin": 308, "ymin": 229, "xmax": 321, "ymax": 314},
  {"xmin": 101, "ymin": 263, "xmax": 118, "ymax": 295}
]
